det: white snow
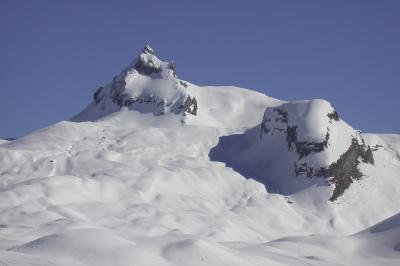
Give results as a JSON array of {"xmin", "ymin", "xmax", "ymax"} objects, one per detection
[{"xmin": 0, "ymin": 46, "xmax": 399, "ymax": 265}]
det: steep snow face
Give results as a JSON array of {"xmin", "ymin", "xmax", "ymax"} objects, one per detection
[
  {"xmin": 72, "ymin": 45, "xmax": 197, "ymax": 122},
  {"xmin": 210, "ymin": 99, "xmax": 375, "ymax": 200}
]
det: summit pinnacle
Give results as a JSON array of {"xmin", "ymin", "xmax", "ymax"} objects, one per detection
[{"xmin": 143, "ymin": 44, "xmax": 155, "ymax": 54}]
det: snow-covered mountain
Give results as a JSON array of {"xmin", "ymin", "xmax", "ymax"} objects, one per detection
[
  {"xmin": 210, "ymin": 99, "xmax": 376, "ymax": 201},
  {"xmin": 72, "ymin": 45, "xmax": 198, "ymax": 121},
  {"xmin": 0, "ymin": 45, "xmax": 399, "ymax": 266}
]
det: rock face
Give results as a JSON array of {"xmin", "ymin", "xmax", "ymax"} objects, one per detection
[
  {"xmin": 72, "ymin": 45, "xmax": 197, "ymax": 121},
  {"xmin": 210, "ymin": 99, "xmax": 375, "ymax": 201},
  {"xmin": 133, "ymin": 45, "xmax": 177, "ymax": 77},
  {"xmin": 323, "ymin": 138, "xmax": 374, "ymax": 201},
  {"xmin": 260, "ymin": 99, "xmax": 375, "ymax": 201}
]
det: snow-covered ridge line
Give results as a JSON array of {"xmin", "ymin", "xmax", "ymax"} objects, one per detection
[{"xmin": 0, "ymin": 45, "xmax": 399, "ymax": 266}]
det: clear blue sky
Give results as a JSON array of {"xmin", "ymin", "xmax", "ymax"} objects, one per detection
[{"xmin": 1, "ymin": 0, "xmax": 399, "ymax": 138}]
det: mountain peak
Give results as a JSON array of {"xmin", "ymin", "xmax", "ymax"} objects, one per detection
[
  {"xmin": 142, "ymin": 44, "xmax": 155, "ymax": 54},
  {"xmin": 72, "ymin": 45, "xmax": 197, "ymax": 122},
  {"xmin": 132, "ymin": 44, "xmax": 176, "ymax": 77}
]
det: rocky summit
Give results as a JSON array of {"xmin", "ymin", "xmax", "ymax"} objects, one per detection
[{"xmin": 73, "ymin": 45, "xmax": 197, "ymax": 121}]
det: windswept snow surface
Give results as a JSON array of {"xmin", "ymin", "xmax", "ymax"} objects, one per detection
[{"xmin": 0, "ymin": 47, "xmax": 399, "ymax": 265}]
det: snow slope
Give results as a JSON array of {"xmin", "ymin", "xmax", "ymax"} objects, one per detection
[{"xmin": 0, "ymin": 46, "xmax": 399, "ymax": 265}]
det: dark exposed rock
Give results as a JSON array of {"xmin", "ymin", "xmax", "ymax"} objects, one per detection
[
  {"xmin": 265, "ymin": 107, "xmax": 330, "ymax": 158},
  {"xmin": 274, "ymin": 109, "xmax": 288, "ymax": 123},
  {"xmin": 133, "ymin": 45, "xmax": 163, "ymax": 76},
  {"xmin": 295, "ymin": 137, "xmax": 375, "ymax": 201},
  {"xmin": 260, "ymin": 120, "xmax": 270, "ymax": 137},
  {"xmin": 327, "ymin": 110, "xmax": 340, "ymax": 121},
  {"xmin": 327, "ymin": 104, "xmax": 340, "ymax": 121},
  {"xmin": 330, "ymin": 175, "xmax": 353, "ymax": 202},
  {"xmin": 260, "ymin": 108, "xmax": 287, "ymax": 138},
  {"xmin": 294, "ymin": 131, "xmax": 329, "ymax": 158},
  {"xmin": 295, "ymin": 162, "xmax": 319, "ymax": 178},
  {"xmin": 179, "ymin": 81, "xmax": 189, "ymax": 88},
  {"xmin": 167, "ymin": 61, "xmax": 177, "ymax": 77},
  {"xmin": 110, "ymin": 75, "xmax": 128, "ymax": 107},
  {"xmin": 360, "ymin": 146, "xmax": 374, "ymax": 164},
  {"xmin": 286, "ymin": 126, "xmax": 298, "ymax": 151},
  {"xmin": 119, "ymin": 95, "xmax": 165, "ymax": 109},
  {"xmin": 325, "ymin": 138, "xmax": 373, "ymax": 201},
  {"xmin": 134, "ymin": 58, "xmax": 162, "ymax": 76},
  {"xmin": 93, "ymin": 87, "xmax": 104, "ymax": 104},
  {"xmin": 180, "ymin": 96, "xmax": 198, "ymax": 116}
]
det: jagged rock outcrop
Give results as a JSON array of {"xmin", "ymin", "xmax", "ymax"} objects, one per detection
[
  {"xmin": 181, "ymin": 96, "xmax": 198, "ymax": 115},
  {"xmin": 210, "ymin": 99, "xmax": 375, "ymax": 201},
  {"xmin": 323, "ymin": 138, "xmax": 374, "ymax": 201},
  {"xmin": 260, "ymin": 99, "xmax": 374, "ymax": 201},
  {"xmin": 72, "ymin": 45, "xmax": 197, "ymax": 121},
  {"xmin": 133, "ymin": 45, "xmax": 177, "ymax": 77}
]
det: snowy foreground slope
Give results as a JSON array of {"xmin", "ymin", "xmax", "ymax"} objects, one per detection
[{"xmin": 0, "ymin": 46, "xmax": 399, "ymax": 265}]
